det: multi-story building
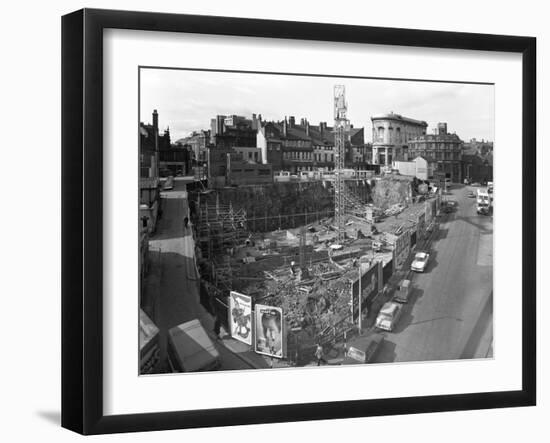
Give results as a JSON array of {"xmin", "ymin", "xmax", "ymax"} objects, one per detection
[
  {"xmin": 462, "ymin": 148, "xmax": 493, "ymax": 184},
  {"xmin": 175, "ymin": 130, "xmax": 210, "ymax": 165},
  {"xmin": 210, "ymin": 114, "xmax": 259, "ymax": 149},
  {"xmin": 371, "ymin": 112, "xmax": 428, "ymax": 165},
  {"xmin": 257, "ymin": 116, "xmax": 366, "ymax": 173},
  {"xmin": 463, "ymin": 138, "xmax": 493, "ymax": 157},
  {"xmin": 159, "ymin": 143, "xmax": 192, "ymax": 176},
  {"xmin": 206, "ymin": 146, "xmax": 272, "ymax": 187},
  {"xmin": 408, "ymin": 122, "xmax": 463, "ymax": 183},
  {"xmin": 257, "ymin": 116, "xmax": 314, "ymax": 173},
  {"xmin": 232, "ymin": 146, "xmax": 263, "ymax": 163},
  {"xmin": 140, "ymin": 109, "xmax": 171, "ymax": 178}
]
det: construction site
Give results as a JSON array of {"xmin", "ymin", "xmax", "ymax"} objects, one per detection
[{"xmin": 189, "ymin": 86, "xmax": 440, "ymax": 364}]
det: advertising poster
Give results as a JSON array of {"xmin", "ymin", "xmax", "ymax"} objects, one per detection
[
  {"xmin": 254, "ymin": 304, "xmax": 283, "ymax": 358},
  {"xmin": 417, "ymin": 211, "xmax": 426, "ymax": 240},
  {"xmin": 425, "ymin": 199, "xmax": 432, "ymax": 223},
  {"xmin": 229, "ymin": 291, "xmax": 252, "ymax": 345},
  {"xmin": 394, "ymin": 229, "xmax": 411, "ymax": 271},
  {"xmin": 351, "ymin": 262, "xmax": 380, "ymax": 323}
]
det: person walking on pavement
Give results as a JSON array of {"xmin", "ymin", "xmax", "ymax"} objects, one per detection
[
  {"xmin": 213, "ymin": 314, "xmax": 222, "ymax": 340},
  {"xmin": 315, "ymin": 343, "xmax": 327, "ymax": 366}
]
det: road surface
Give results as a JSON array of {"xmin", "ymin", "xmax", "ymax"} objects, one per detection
[
  {"xmin": 375, "ymin": 185, "xmax": 493, "ymax": 363},
  {"xmin": 146, "ymin": 179, "xmax": 258, "ymax": 372}
]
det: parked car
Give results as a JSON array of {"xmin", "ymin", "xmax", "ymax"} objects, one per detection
[
  {"xmin": 375, "ymin": 302, "xmax": 403, "ymax": 332},
  {"xmin": 468, "ymin": 191, "xmax": 476, "ymax": 198},
  {"xmin": 343, "ymin": 333, "xmax": 385, "ymax": 364},
  {"xmin": 443, "ymin": 200, "xmax": 457, "ymax": 213},
  {"xmin": 411, "ymin": 251, "xmax": 430, "ymax": 272},
  {"xmin": 393, "ymin": 279, "xmax": 411, "ymax": 304}
]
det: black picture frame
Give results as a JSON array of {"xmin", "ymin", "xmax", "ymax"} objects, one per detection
[{"xmin": 61, "ymin": 8, "xmax": 536, "ymax": 435}]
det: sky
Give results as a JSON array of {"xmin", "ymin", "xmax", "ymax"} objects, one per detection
[{"xmin": 139, "ymin": 68, "xmax": 494, "ymax": 144}]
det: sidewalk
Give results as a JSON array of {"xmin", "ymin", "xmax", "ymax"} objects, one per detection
[{"xmin": 216, "ymin": 326, "xmax": 291, "ymax": 369}]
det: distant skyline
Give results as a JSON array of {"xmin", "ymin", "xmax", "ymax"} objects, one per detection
[{"xmin": 140, "ymin": 68, "xmax": 494, "ymax": 144}]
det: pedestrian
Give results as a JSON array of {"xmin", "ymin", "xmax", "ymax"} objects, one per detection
[
  {"xmin": 183, "ymin": 216, "xmax": 189, "ymax": 230},
  {"xmin": 213, "ymin": 315, "xmax": 222, "ymax": 339},
  {"xmin": 315, "ymin": 343, "xmax": 327, "ymax": 366}
]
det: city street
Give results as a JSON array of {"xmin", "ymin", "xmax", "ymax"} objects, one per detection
[
  {"xmin": 148, "ymin": 178, "xmax": 268, "ymax": 372},
  {"xmin": 375, "ymin": 185, "xmax": 493, "ymax": 363}
]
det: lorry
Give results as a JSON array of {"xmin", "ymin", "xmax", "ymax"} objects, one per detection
[
  {"xmin": 167, "ymin": 319, "xmax": 221, "ymax": 372},
  {"xmin": 476, "ymin": 188, "xmax": 491, "ymax": 215}
]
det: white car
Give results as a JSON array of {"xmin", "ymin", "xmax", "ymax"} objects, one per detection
[
  {"xmin": 411, "ymin": 251, "xmax": 430, "ymax": 272},
  {"xmin": 375, "ymin": 302, "xmax": 402, "ymax": 332}
]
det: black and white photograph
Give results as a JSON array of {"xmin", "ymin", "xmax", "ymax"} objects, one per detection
[{"xmin": 138, "ymin": 68, "xmax": 494, "ymax": 374}]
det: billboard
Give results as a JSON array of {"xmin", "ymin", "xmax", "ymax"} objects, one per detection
[
  {"xmin": 394, "ymin": 229, "xmax": 411, "ymax": 271},
  {"xmin": 254, "ymin": 304, "xmax": 283, "ymax": 358},
  {"xmin": 417, "ymin": 211, "xmax": 426, "ymax": 241},
  {"xmin": 351, "ymin": 261, "xmax": 381, "ymax": 323},
  {"xmin": 229, "ymin": 291, "xmax": 252, "ymax": 345},
  {"xmin": 425, "ymin": 199, "xmax": 432, "ymax": 223}
]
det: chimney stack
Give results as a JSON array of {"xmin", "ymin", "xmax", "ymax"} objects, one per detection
[
  {"xmin": 305, "ymin": 120, "xmax": 310, "ymax": 136},
  {"xmin": 289, "ymin": 116, "xmax": 295, "ymax": 128},
  {"xmin": 283, "ymin": 117, "xmax": 288, "ymax": 137},
  {"xmin": 152, "ymin": 110, "xmax": 159, "ymax": 133}
]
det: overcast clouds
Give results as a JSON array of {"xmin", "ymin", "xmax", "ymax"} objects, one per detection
[{"xmin": 140, "ymin": 68, "xmax": 494, "ymax": 143}]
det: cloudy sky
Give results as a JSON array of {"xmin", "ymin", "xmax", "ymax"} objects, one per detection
[{"xmin": 140, "ymin": 68, "xmax": 494, "ymax": 143}]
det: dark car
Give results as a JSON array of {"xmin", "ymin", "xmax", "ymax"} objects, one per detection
[
  {"xmin": 343, "ymin": 333, "xmax": 385, "ymax": 364},
  {"xmin": 393, "ymin": 279, "xmax": 411, "ymax": 304}
]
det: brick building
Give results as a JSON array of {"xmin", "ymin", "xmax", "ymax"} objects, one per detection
[{"xmin": 407, "ymin": 123, "xmax": 464, "ymax": 183}]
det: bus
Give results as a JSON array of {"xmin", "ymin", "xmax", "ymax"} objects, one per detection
[{"xmin": 476, "ymin": 189, "xmax": 491, "ymax": 215}]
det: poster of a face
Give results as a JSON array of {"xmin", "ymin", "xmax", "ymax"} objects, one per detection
[
  {"xmin": 229, "ymin": 291, "xmax": 252, "ymax": 345},
  {"xmin": 254, "ymin": 304, "xmax": 283, "ymax": 358}
]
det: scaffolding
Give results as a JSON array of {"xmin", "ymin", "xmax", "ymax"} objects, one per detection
[
  {"xmin": 197, "ymin": 194, "xmax": 249, "ymax": 261},
  {"xmin": 333, "ymin": 85, "xmax": 350, "ymax": 243}
]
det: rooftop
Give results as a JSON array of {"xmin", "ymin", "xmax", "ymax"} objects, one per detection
[{"xmin": 371, "ymin": 112, "xmax": 428, "ymax": 127}]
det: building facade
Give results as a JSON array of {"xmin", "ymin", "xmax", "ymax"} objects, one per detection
[
  {"xmin": 175, "ymin": 130, "xmax": 210, "ymax": 165},
  {"xmin": 257, "ymin": 116, "xmax": 366, "ymax": 173},
  {"xmin": 407, "ymin": 122, "xmax": 463, "ymax": 183},
  {"xmin": 393, "ymin": 156, "xmax": 430, "ymax": 181},
  {"xmin": 371, "ymin": 113, "xmax": 428, "ymax": 165},
  {"xmin": 206, "ymin": 146, "xmax": 272, "ymax": 187},
  {"xmin": 140, "ymin": 109, "xmax": 172, "ymax": 178},
  {"xmin": 210, "ymin": 114, "xmax": 259, "ymax": 150}
]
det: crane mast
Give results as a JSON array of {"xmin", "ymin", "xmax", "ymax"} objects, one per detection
[{"xmin": 333, "ymin": 85, "xmax": 350, "ymax": 244}]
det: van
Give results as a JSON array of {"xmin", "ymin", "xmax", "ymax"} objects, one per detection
[
  {"xmin": 375, "ymin": 302, "xmax": 403, "ymax": 332},
  {"xmin": 167, "ymin": 319, "xmax": 221, "ymax": 372},
  {"xmin": 343, "ymin": 333, "xmax": 385, "ymax": 364}
]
